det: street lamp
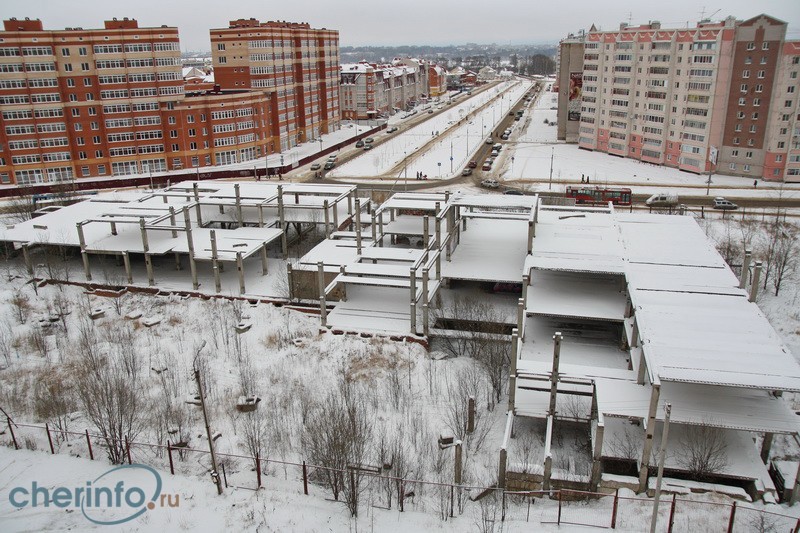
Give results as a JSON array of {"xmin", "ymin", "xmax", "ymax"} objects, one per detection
[
  {"xmin": 438, "ymin": 162, "xmax": 441, "ymax": 178},
  {"xmin": 511, "ymin": 156, "xmax": 515, "ymax": 175},
  {"xmin": 404, "ymin": 151, "xmax": 408, "ymax": 179}
]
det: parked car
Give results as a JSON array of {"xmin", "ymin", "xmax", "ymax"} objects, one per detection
[
  {"xmin": 355, "ymin": 140, "xmax": 364, "ymax": 148},
  {"xmin": 462, "ymin": 168, "xmax": 473, "ymax": 176},
  {"xmin": 713, "ymin": 197, "xmax": 738, "ymax": 210},
  {"xmin": 324, "ymin": 161, "xmax": 335, "ymax": 170},
  {"xmin": 482, "ymin": 162, "xmax": 492, "ymax": 171},
  {"xmin": 363, "ymin": 144, "xmax": 373, "ymax": 151},
  {"xmin": 508, "ymin": 111, "xmax": 515, "ymax": 116},
  {"xmin": 468, "ymin": 160, "xmax": 477, "ymax": 168},
  {"xmin": 327, "ymin": 155, "xmax": 337, "ymax": 162},
  {"xmin": 428, "ymin": 109, "xmax": 434, "ymax": 114},
  {"xmin": 387, "ymin": 127, "xmax": 398, "ymax": 133},
  {"xmin": 491, "ymin": 149, "xmax": 500, "ymax": 157},
  {"xmin": 365, "ymin": 137, "xmax": 374, "ymax": 144},
  {"xmin": 500, "ymin": 133, "xmax": 510, "ymax": 140},
  {"xmin": 504, "ymin": 189, "xmax": 524, "ymax": 196},
  {"xmin": 485, "ymin": 138, "xmax": 494, "ymax": 145},
  {"xmin": 310, "ymin": 163, "xmax": 321, "ymax": 171},
  {"xmin": 481, "ymin": 179, "xmax": 499, "ymax": 188}
]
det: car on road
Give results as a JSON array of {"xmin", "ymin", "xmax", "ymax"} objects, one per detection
[
  {"xmin": 468, "ymin": 160, "xmax": 477, "ymax": 168},
  {"xmin": 481, "ymin": 179, "xmax": 499, "ymax": 189},
  {"xmin": 310, "ymin": 163, "xmax": 321, "ymax": 171},
  {"xmin": 482, "ymin": 162, "xmax": 492, "ymax": 171},
  {"xmin": 365, "ymin": 137, "xmax": 374, "ymax": 144},
  {"xmin": 462, "ymin": 168, "xmax": 473, "ymax": 176},
  {"xmin": 428, "ymin": 109, "xmax": 434, "ymax": 114},
  {"xmin": 508, "ymin": 111, "xmax": 515, "ymax": 116},
  {"xmin": 485, "ymin": 138, "xmax": 494, "ymax": 145},
  {"xmin": 324, "ymin": 161, "xmax": 336, "ymax": 170},
  {"xmin": 712, "ymin": 197, "xmax": 738, "ymax": 210},
  {"xmin": 355, "ymin": 140, "xmax": 364, "ymax": 148},
  {"xmin": 500, "ymin": 133, "xmax": 510, "ymax": 140},
  {"xmin": 363, "ymin": 144, "xmax": 373, "ymax": 151},
  {"xmin": 504, "ymin": 189, "xmax": 524, "ymax": 196},
  {"xmin": 327, "ymin": 155, "xmax": 337, "ymax": 162},
  {"xmin": 386, "ymin": 127, "xmax": 398, "ymax": 133}
]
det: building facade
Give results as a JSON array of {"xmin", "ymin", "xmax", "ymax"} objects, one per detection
[
  {"xmin": 0, "ymin": 17, "xmax": 277, "ymax": 185},
  {"xmin": 209, "ymin": 19, "xmax": 340, "ymax": 152},
  {"xmin": 557, "ymin": 14, "xmax": 800, "ymax": 181},
  {"xmin": 339, "ymin": 59, "xmax": 431, "ymax": 120}
]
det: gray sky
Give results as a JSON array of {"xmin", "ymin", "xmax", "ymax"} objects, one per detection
[{"xmin": 8, "ymin": 0, "xmax": 800, "ymax": 52}]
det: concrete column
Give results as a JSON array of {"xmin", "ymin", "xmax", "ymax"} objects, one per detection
[
  {"xmin": 435, "ymin": 213, "xmax": 441, "ymax": 250},
  {"xmin": 122, "ymin": 251, "xmax": 133, "ymax": 284},
  {"xmin": 527, "ymin": 218, "xmax": 534, "ymax": 255},
  {"xmin": 260, "ymin": 245, "xmax": 269, "ymax": 275},
  {"xmin": 234, "ymin": 183, "xmax": 243, "ymax": 227},
  {"xmin": 347, "ymin": 192, "xmax": 353, "ymax": 216},
  {"xmin": 210, "ymin": 229, "xmax": 221, "ymax": 293},
  {"xmin": 590, "ymin": 422, "xmax": 605, "ymax": 491},
  {"xmin": 183, "ymin": 209, "xmax": 198, "ymax": 290},
  {"xmin": 454, "ymin": 442, "xmax": 463, "ymax": 485},
  {"xmin": 638, "ymin": 384, "xmax": 661, "ymax": 493},
  {"xmin": 323, "ymin": 200, "xmax": 331, "ymax": 239},
  {"xmin": 174, "ymin": 253, "xmax": 181, "ymax": 271},
  {"xmin": 749, "ymin": 261, "xmax": 762, "ymax": 302},
  {"xmin": 169, "ymin": 207, "xmax": 178, "ymax": 238},
  {"xmin": 509, "ymin": 328, "xmax": 519, "ymax": 412},
  {"xmin": 378, "ymin": 211, "xmax": 384, "ymax": 247},
  {"xmin": 76, "ymin": 222, "xmax": 91, "ymax": 281},
  {"xmin": 790, "ymin": 462, "xmax": 800, "ymax": 504},
  {"xmin": 277, "ymin": 185, "xmax": 287, "ymax": 258},
  {"xmin": 739, "ymin": 249, "xmax": 752, "ymax": 289},
  {"xmin": 371, "ymin": 212, "xmax": 377, "ymax": 244},
  {"xmin": 516, "ymin": 298, "xmax": 525, "ymax": 340},
  {"xmin": 423, "ymin": 216, "xmax": 430, "ymax": 260},
  {"xmin": 637, "ymin": 349, "xmax": 647, "ymax": 385},
  {"xmin": 498, "ymin": 447, "xmax": 507, "ymax": 489},
  {"xmin": 761, "ymin": 432, "xmax": 774, "ymax": 464},
  {"xmin": 332, "ymin": 198, "xmax": 339, "ymax": 230},
  {"xmin": 339, "ymin": 265, "xmax": 347, "ymax": 302},
  {"xmin": 548, "ymin": 332, "xmax": 562, "ymax": 417},
  {"xmin": 257, "ymin": 205, "xmax": 264, "ymax": 228},
  {"xmin": 355, "ymin": 199, "xmax": 362, "ymax": 254},
  {"xmin": 21, "ymin": 244, "xmax": 33, "ymax": 277},
  {"xmin": 139, "ymin": 219, "xmax": 154, "ymax": 286},
  {"xmin": 409, "ymin": 267, "xmax": 417, "ymax": 334},
  {"xmin": 193, "ymin": 183, "xmax": 202, "ymax": 226},
  {"xmin": 317, "ymin": 261, "xmax": 327, "ymax": 327},
  {"xmin": 286, "ymin": 263, "xmax": 294, "ymax": 300},
  {"xmin": 110, "ymin": 221, "xmax": 117, "ymax": 236},
  {"xmin": 236, "ymin": 251, "xmax": 245, "ymax": 295},
  {"xmin": 422, "ymin": 268, "xmax": 429, "ymax": 336}
]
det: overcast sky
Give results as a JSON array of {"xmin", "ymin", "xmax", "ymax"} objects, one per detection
[{"xmin": 8, "ymin": 0, "xmax": 800, "ymax": 52}]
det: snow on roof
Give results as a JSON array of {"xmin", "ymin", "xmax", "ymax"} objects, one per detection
[
  {"xmin": 526, "ymin": 270, "xmax": 626, "ymax": 322},
  {"xmin": 326, "ymin": 285, "xmax": 412, "ymax": 335},
  {"xmin": 526, "ymin": 210, "xmax": 625, "ymax": 274},
  {"xmin": 442, "ymin": 217, "xmax": 529, "ymax": 283},
  {"xmin": 450, "ymin": 193, "xmax": 538, "ymax": 211}
]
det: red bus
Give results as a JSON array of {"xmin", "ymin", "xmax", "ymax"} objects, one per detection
[{"xmin": 565, "ymin": 186, "xmax": 632, "ymax": 206}]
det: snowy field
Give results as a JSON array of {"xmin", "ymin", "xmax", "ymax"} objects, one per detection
[{"xmin": 328, "ymin": 81, "xmax": 526, "ymax": 179}]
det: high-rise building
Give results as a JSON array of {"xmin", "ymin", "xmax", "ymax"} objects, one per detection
[
  {"xmin": 210, "ymin": 19, "xmax": 340, "ymax": 152},
  {"xmin": 0, "ymin": 17, "xmax": 276, "ymax": 185},
  {"xmin": 557, "ymin": 14, "xmax": 800, "ymax": 181}
]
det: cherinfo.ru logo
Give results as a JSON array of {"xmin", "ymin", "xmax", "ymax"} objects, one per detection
[{"xmin": 8, "ymin": 464, "xmax": 179, "ymax": 525}]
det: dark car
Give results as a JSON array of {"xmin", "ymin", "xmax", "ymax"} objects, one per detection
[
  {"xmin": 468, "ymin": 160, "xmax": 477, "ymax": 168},
  {"xmin": 355, "ymin": 140, "xmax": 364, "ymax": 148},
  {"xmin": 504, "ymin": 189, "xmax": 524, "ymax": 196},
  {"xmin": 363, "ymin": 144, "xmax": 373, "ymax": 151},
  {"xmin": 324, "ymin": 161, "xmax": 335, "ymax": 170}
]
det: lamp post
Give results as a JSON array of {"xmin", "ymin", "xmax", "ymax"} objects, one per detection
[
  {"xmin": 404, "ymin": 151, "xmax": 408, "ymax": 180},
  {"xmin": 438, "ymin": 162, "xmax": 441, "ymax": 178},
  {"xmin": 548, "ymin": 147, "xmax": 554, "ymax": 190},
  {"xmin": 450, "ymin": 141, "xmax": 453, "ymax": 174},
  {"xmin": 511, "ymin": 155, "xmax": 515, "ymax": 175},
  {"xmin": 706, "ymin": 145, "xmax": 718, "ymax": 196}
]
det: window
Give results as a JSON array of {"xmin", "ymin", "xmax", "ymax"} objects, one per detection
[
  {"xmin": 83, "ymin": 77, "xmax": 92, "ymax": 86},
  {"xmin": 787, "ymin": 100, "xmax": 794, "ymax": 108},
  {"xmin": 752, "ymin": 112, "xmax": 759, "ymax": 120},
  {"xmin": 740, "ymin": 84, "xmax": 748, "ymax": 92},
  {"xmin": 789, "ymin": 86, "xmax": 796, "ymax": 93},
  {"xmin": 95, "ymin": 150, "xmax": 103, "ymax": 158},
  {"xmin": 757, "ymin": 71, "xmax": 765, "ymax": 78},
  {"xmin": 93, "ymin": 136, "xmax": 101, "ymax": 144},
  {"xmin": 742, "ymin": 69, "xmax": 750, "ymax": 78},
  {"xmin": 64, "ymin": 63, "xmax": 73, "ymax": 72},
  {"xmin": 217, "ymin": 43, "xmax": 225, "ymax": 51},
  {"xmin": 746, "ymin": 151, "xmax": 753, "ymax": 158},
  {"xmin": 744, "ymin": 164, "xmax": 751, "ymax": 172},
  {"xmin": 749, "ymin": 125, "xmax": 756, "ymax": 133},
  {"xmin": 71, "ymin": 108, "xmax": 80, "ymax": 117},
  {"xmin": 67, "ymin": 78, "xmax": 75, "ymax": 87},
  {"xmin": 776, "ymin": 155, "xmax": 783, "ymax": 162},
  {"xmin": 747, "ymin": 42, "xmax": 755, "ymax": 51},
  {"xmin": 79, "ymin": 47, "xmax": 87, "ymax": 56},
  {"xmin": 755, "ymin": 84, "xmax": 763, "ymax": 92},
  {"xmin": 732, "ymin": 150, "xmax": 739, "ymax": 157},
  {"xmin": 738, "ymin": 97, "xmax": 746, "ymax": 106},
  {"xmin": 61, "ymin": 48, "xmax": 70, "ymax": 56},
  {"xmin": 754, "ymin": 98, "xmax": 761, "ymax": 106},
  {"xmin": 218, "ymin": 56, "xmax": 227, "ymax": 64},
  {"xmin": 735, "ymin": 124, "xmax": 742, "ymax": 132},
  {"xmin": 762, "ymin": 42, "xmax": 769, "ymax": 50}
]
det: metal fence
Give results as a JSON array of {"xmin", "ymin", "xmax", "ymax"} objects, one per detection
[{"xmin": 5, "ymin": 418, "xmax": 800, "ymax": 531}]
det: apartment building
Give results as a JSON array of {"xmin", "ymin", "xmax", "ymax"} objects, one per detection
[
  {"xmin": 339, "ymin": 59, "xmax": 431, "ymax": 120},
  {"xmin": 209, "ymin": 19, "xmax": 340, "ymax": 152},
  {"xmin": 557, "ymin": 14, "xmax": 800, "ymax": 181},
  {"xmin": 0, "ymin": 17, "xmax": 275, "ymax": 185}
]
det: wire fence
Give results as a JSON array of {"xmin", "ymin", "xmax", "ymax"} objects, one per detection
[{"xmin": 5, "ymin": 418, "xmax": 800, "ymax": 531}]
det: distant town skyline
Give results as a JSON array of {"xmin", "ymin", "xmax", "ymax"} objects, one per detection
[{"xmin": 5, "ymin": 0, "xmax": 800, "ymax": 52}]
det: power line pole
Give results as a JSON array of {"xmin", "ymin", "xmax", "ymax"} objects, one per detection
[
  {"xmin": 548, "ymin": 147, "xmax": 554, "ymax": 190},
  {"xmin": 194, "ymin": 346, "xmax": 223, "ymax": 495},
  {"xmin": 650, "ymin": 403, "xmax": 671, "ymax": 533}
]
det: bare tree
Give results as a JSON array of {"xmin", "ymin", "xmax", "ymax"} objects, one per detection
[
  {"xmin": 675, "ymin": 424, "xmax": 728, "ymax": 481},
  {"xmin": 33, "ymin": 366, "xmax": 77, "ymax": 442},
  {"xmin": 770, "ymin": 222, "xmax": 798, "ymax": 296},
  {"xmin": 303, "ymin": 378, "xmax": 373, "ymax": 517},
  {"xmin": 241, "ymin": 408, "xmax": 269, "ymax": 472},
  {"xmin": 442, "ymin": 365, "xmax": 493, "ymax": 454},
  {"xmin": 71, "ymin": 318, "xmax": 145, "ymax": 464}
]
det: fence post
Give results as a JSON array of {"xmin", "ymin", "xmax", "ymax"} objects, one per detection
[
  {"xmin": 450, "ymin": 484, "xmax": 454, "ymax": 518},
  {"xmin": 557, "ymin": 490, "xmax": 562, "ymax": 526},
  {"xmin": 45, "ymin": 423, "xmax": 55, "ymax": 454},
  {"xmin": 727, "ymin": 501, "xmax": 737, "ymax": 533},
  {"xmin": 8, "ymin": 418, "xmax": 18, "ymax": 450},
  {"xmin": 399, "ymin": 480, "xmax": 404, "ymax": 512},
  {"xmin": 668, "ymin": 493, "xmax": 676, "ymax": 533},
  {"xmin": 221, "ymin": 463, "xmax": 228, "ymax": 488},
  {"xmin": 611, "ymin": 488, "xmax": 619, "ymax": 529},
  {"xmin": 502, "ymin": 490, "xmax": 506, "ymax": 522},
  {"xmin": 302, "ymin": 461, "xmax": 309, "ymax": 495},
  {"xmin": 167, "ymin": 441, "xmax": 175, "ymax": 475},
  {"xmin": 85, "ymin": 429, "xmax": 94, "ymax": 460},
  {"xmin": 125, "ymin": 435, "xmax": 132, "ymax": 464},
  {"xmin": 350, "ymin": 470, "xmax": 357, "ymax": 509},
  {"xmin": 256, "ymin": 453, "xmax": 262, "ymax": 488}
]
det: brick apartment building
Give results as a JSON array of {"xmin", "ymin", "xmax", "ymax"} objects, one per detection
[
  {"xmin": 557, "ymin": 14, "xmax": 800, "ymax": 181},
  {"xmin": 339, "ymin": 58, "xmax": 431, "ymax": 120},
  {"xmin": 209, "ymin": 19, "xmax": 340, "ymax": 152}
]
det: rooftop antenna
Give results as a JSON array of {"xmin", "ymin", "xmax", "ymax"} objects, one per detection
[{"xmin": 627, "ymin": 12, "xmax": 633, "ymax": 26}]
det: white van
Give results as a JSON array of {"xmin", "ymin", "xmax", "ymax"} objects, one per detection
[{"xmin": 645, "ymin": 193, "xmax": 679, "ymax": 208}]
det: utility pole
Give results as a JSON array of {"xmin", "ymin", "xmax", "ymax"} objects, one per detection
[
  {"xmin": 548, "ymin": 147, "xmax": 554, "ymax": 190},
  {"xmin": 650, "ymin": 403, "xmax": 671, "ymax": 533},
  {"xmin": 194, "ymin": 342, "xmax": 222, "ymax": 495}
]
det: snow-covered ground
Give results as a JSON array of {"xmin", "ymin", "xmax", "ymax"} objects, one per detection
[{"xmin": 502, "ymin": 84, "xmax": 800, "ymax": 200}]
